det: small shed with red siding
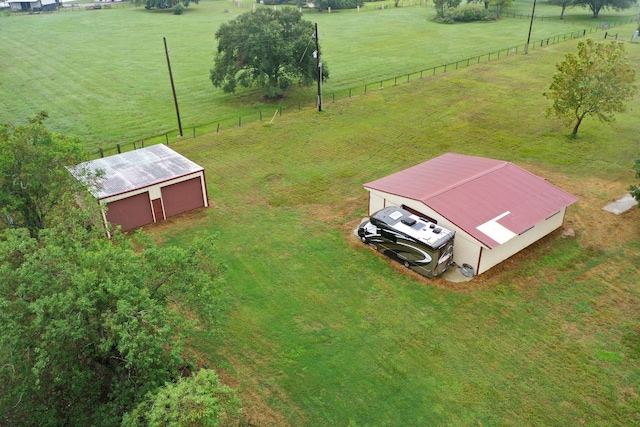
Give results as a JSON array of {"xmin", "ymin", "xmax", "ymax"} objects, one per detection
[
  {"xmin": 70, "ymin": 144, "xmax": 208, "ymax": 234},
  {"xmin": 363, "ymin": 153, "xmax": 578, "ymax": 275}
]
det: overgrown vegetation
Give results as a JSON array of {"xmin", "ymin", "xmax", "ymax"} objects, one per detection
[{"xmin": 433, "ymin": 3, "xmax": 496, "ymax": 23}]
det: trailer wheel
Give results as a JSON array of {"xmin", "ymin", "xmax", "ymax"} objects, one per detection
[{"xmin": 360, "ymin": 236, "xmax": 367, "ymax": 243}]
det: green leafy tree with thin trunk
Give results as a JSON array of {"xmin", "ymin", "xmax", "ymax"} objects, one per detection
[
  {"xmin": 549, "ymin": 0, "xmax": 574, "ymax": 19},
  {"xmin": 210, "ymin": 8, "xmax": 329, "ymax": 99},
  {"xmin": 544, "ymin": 39, "xmax": 637, "ymax": 136},
  {"xmin": 434, "ymin": 0, "xmax": 462, "ymax": 16},
  {"xmin": 489, "ymin": 0, "xmax": 512, "ymax": 17}
]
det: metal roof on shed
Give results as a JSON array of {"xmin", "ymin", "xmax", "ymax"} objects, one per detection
[
  {"xmin": 364, "ymin": 153, "xmax": 578, "ymax": 249},
  {"xmin": 69, "ymin": 144, "xmax": 204, "ymax": 200}
]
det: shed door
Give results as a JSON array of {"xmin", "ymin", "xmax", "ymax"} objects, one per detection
[
  {"xmin": 161, "ymin": 177, "xmax": 205, "ymax": 218},
  {"xmin": 106, "ymin": 192, "xmax": 154, "ymax": 232}
]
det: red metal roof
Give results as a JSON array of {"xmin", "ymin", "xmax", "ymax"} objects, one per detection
[{"xmin": 364, "ymin": 153, "xmax": 578, "ymax": 248}]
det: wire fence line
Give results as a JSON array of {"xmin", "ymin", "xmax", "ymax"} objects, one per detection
[
  {"xmin": 89, "ymin": 18, "xmax": 632, "ymax": 160},
  {"xmin": 230, "ymin": 0, "xmax": 429, "ymax": 13},
  {"xmin": 29, "ymin": 2, "xmax": 633, "ymax": 158}
]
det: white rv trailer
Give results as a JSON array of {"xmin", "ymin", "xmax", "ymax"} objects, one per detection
[{"xmin": 358, "ymin": 206, "xmax": 455, "ymax": 278}]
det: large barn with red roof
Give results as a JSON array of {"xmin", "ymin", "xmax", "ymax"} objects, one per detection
[{"xmin": 363, "ymin": 153, "xmax": 578, "ymax": 275}]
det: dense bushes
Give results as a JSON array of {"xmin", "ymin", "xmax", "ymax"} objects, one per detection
[
  {"xmin": 433, "ymin": 4, "xmax": 495, "ymax": 23},
  {"xmin": 316, "ymin": 0, "xmax": 364, "ymax": 10}
]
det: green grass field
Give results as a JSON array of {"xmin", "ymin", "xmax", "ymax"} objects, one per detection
[
  {"xmin": 2, "ymin": 2, "xmax": 640, "ymax": 425},
  {"xmin": 1, "ymin": 0, "xmax": 637, "ymax": 149},
  {"xmin": 149, "ymin": 37, "xmax": 640, "ymax": 425}
]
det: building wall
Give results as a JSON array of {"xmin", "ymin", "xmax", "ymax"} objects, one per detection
[
  {"xmin": 100, "ymin": 172, "xmax": 207, "ymax": 232},
  {"xmin": 475, "ymin": 208, "xmax": 566, "ymax": 274},
  {"xmin": 105, "ymin": 192, "xmax": 154, "ymax": 232}
]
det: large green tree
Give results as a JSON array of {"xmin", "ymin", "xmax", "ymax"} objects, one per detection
[
  {"xmin": 0, "ymin": 112, "xmax": 88, "ymax": 237},
  {"xmin": 544, "ymin": 39, "xmax": 637, "ymax": 136},
  {"xmin": 573, "ymin": 0, "xmax": 637, "ymax": 17},
  {"xmin": 210, "ymin": 8, "xmax": 329, "ymax": 99},
  {"xmin": 0, "ymin": 218, "xmax": 228, "ymax": 426}
]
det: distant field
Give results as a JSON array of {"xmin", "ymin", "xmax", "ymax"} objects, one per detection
[
  {"xmin": 0, "ymin": 0, "xmax": 636, "ymax": 148},
  {"xmin": 146, "ymin": 32, "xmax": 640, "ymax": 425}
]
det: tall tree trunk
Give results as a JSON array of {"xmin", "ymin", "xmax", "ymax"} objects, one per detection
[
  {"xmin": 572, "ymin": 116, "xmax": 583, "ymax": 135},
  {"xmin": 560, "ymin": 4, "xmax": 566, "ymax": 19}
]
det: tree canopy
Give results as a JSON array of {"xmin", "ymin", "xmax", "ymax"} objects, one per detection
[
  {"xmin": 0, "ymin": 112, "xmax": 88, "ymax": 237},
  {"xmin": 544, "ymin": 39, "xmax": 637, "ymax": 136},
  {"xmin": 210, "ymin": 8, "xmax": 329, "ymax": 99},
  {"xmin": 0, "ymin": 220, "xmax": 230, "ymax": 426},
  {"xmin": 573, "ymin": 0, "xmax": 637, "ymax": 18},
  {"xmin": 122, "ymin": 369, "xmax": 243, "ymax": 427}
]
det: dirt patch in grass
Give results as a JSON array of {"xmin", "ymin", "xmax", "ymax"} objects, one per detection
[{"xmin": 216, "ymin": 368, "xmax": 293, "ymax": 427}]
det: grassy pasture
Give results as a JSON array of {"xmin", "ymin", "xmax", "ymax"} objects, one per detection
[
  {"xmin": 2, "ymin": 2, "xmax": 640, "ymax": 425},
  {"xmin": 146, "ymin": 36, "xmax": 640, "ymax": 425},
  {"xmin": 0, "ymin": 0, "xmax": 636, "ymax": 149}
]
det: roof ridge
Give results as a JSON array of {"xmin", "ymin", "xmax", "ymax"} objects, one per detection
[{"xmin": 421, "ymin": 159, "xmax": 510, "ymax": 203}]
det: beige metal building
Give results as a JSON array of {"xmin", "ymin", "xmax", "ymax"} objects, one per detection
[{"xmin": 363, "ymin": 153, "xmax": 578, "ymax": 275}]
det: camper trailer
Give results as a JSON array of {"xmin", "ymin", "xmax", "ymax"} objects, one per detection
[{"xmin": 357, "ymin": 206, "xmax": 455, "ymax": 278}]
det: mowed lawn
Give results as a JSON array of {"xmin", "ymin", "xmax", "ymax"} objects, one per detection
[
  {"xmin": 2, "ymin": 2, "xmax": 640, "ymax": 425},
  {"xmin": 149, "ymin": 36, "xmax": 640, "ymax": 425},
  {"xmin": 0, "ymin": 0, "xmax": 634, "ymax": 149}
]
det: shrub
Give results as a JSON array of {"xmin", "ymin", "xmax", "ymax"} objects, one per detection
[
  {"xmin": 317, "ymin": 0, "xmax": 364, "ymax": 10},
  {"xmin": 173, "ymin": 2, "xmax": 185, "ymax": 14},
  {"xmin": 433, "ymin": 4, "xmax": 494, "ymax": 23}
]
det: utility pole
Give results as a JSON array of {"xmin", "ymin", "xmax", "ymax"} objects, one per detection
[
  {"xmin": 314, "ymin": 23, "xmax": 323, "ymax": 112},
  {"xmin": 524, "ymin": 0, "xmax": 537, "ymax": 54},
  {"xmin": 163, "ymin": 36, "xmax": 183, "ymax": 137}
]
